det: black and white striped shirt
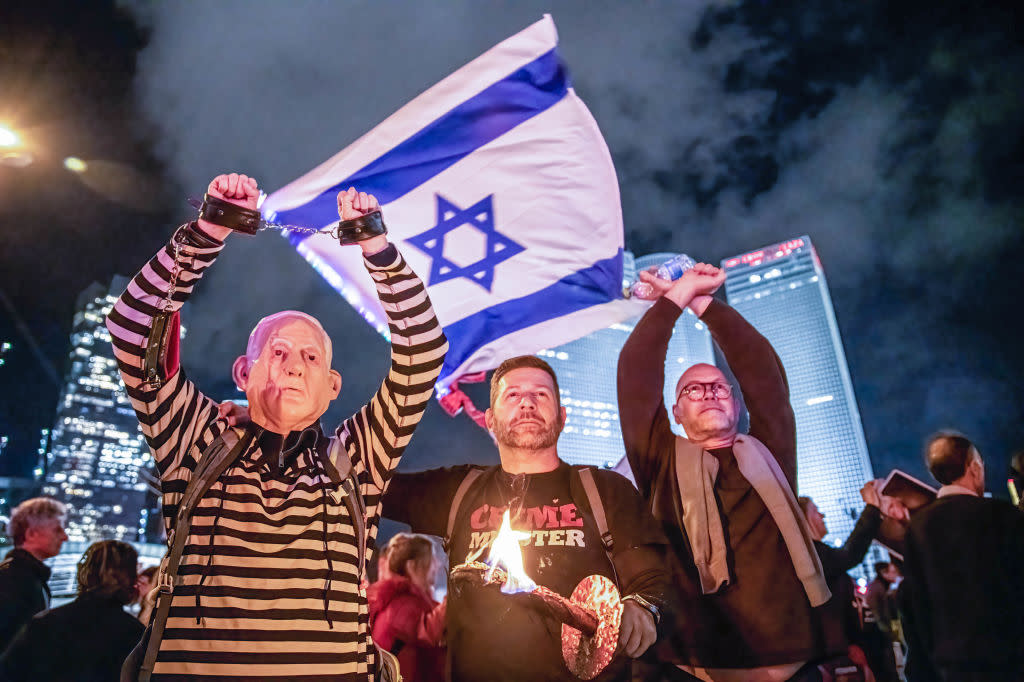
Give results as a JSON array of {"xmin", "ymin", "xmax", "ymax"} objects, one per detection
[{"xmin": 107, "ymin": 223, "xmax": 447, "ymax": 681}]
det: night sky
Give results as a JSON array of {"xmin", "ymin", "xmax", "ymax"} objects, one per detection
[{"xmin": 1, "ymin": 1, "xmax": 1021, "ymax": 497}]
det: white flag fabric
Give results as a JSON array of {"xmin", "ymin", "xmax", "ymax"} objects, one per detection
[{"xmin": 262, "ymin": 15, "xmax": 644, "ymax": 394}]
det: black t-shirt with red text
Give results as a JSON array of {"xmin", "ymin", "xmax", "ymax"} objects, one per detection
[{"xmin": 383, "ymin": 461, "xmax": 668, "ymax": 682}]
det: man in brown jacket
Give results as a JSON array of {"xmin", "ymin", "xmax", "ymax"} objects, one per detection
[{"xmin": 618, "ymin": 263, "xmax": 840, "ymax": 682}]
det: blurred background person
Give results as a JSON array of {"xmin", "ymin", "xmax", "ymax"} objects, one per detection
[
  {"xmin": 800, "ymin": 480, "xmax": 890, "ymax": 681},
  {"xmin": 1009, "ymin": 449, "xmax": 1024, "ymax": 510},
  {"xmin": 369, "ymin": 533, "xmax": 446, "ymax": 682},
  {"xmin": 366, "ymin": 535, "xmax": 396, "ymax": 604},
  {"xmin": 901, "ymin": 433, "xmax": 1024, "ymax": 681},
  {"xmin": 864, "ymin": 561, "xmax": 902, "ymax": 682},
  {"xmin": 0, "ymin": 539, "xmax": 144, "ymax": 681},
  {"xmin": 0, "ymin": 496, "xmax": 67, "ymax": 651},
  {"xmin": 134, "ymin": 564, "xmax": 159, "ymax": 625}
]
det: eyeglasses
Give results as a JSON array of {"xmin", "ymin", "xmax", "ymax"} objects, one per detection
[{"xmin": 678, "ymin": 382, "xmax": 733, "ymax": 401}]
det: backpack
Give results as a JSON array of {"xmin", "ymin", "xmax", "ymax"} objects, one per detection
[
  {"xmin": 442, "ymin": 466, "xmax": 619, "ymax": 582},
  {"xmin": 121, "ymin": 424, "xmax": 401, "ymax": 682}
]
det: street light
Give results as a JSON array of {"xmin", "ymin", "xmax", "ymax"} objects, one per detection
[
  {"xmin": 63, "ymin": 157, "xmax": 87, "ymax": 173},
  {"xmin": 0, "ymin": 124, "xmax": 33, "ymax": 168},
  {"xmin": 0, "ymin": 126, "xmax": 19, "ymax": 147}
]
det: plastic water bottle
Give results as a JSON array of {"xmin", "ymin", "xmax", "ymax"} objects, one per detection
[{"xmin": 629, "ymin": 254, "xmax": 697, "ymax": 300}]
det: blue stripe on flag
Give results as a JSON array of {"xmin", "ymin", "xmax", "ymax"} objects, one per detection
[
  {"xmin": 439, "ymin": 249, "xmax": 624, "ymax": 383},
  {"xmin": 275, "ymin": 48, "xmax": 570, "ymax": 245}
]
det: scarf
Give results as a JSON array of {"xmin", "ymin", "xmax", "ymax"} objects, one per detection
[{"xmin": 674, "ymin": 434, "xmax": 830, "ymax": 607}]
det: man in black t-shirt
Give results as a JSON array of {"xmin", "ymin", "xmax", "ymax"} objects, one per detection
[{"xmin": 383, "ymin": 355, "xmax": 673, "ymax": 682}]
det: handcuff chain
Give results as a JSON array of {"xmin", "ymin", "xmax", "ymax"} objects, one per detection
[
  {"xmin": 258, "ymin": 221, "xmax": 339, "ymax": 239},
  {"xmin": 187, "ymin": 197, "xmax": 340, "ymax": 239},
  {"xmin": 163, "ymin": 238, "xmax": 183, "ymax": 313}
]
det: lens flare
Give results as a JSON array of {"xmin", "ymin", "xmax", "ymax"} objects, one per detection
[
  {"xmin": 64, "ymin": 157, "xmax": 88, "ymax": 173},
  {"xmin": 0, "ymin": 126, "xmax": 20, "ymax": 147}
]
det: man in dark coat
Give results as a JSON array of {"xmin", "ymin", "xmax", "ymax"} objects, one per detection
[
  {"xmin": 0, "ymin": 540, "xmax": 144, "ymax": 681},
  {"xmin": 0, "ymin": 496, "xmax": 67, "ymax": 651},
  {"xmin": 619, "ymin": 263, "xmax": 837, "ymax": 681},
  {"xmin": 901, "ymin": 432, "xmax": 1024, "ymax": 681}
]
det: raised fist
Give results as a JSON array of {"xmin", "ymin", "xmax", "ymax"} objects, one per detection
[
  {"xmin": 195, "ymin": 173, "xmax": 260, "ymax": 241},
  {"xmin": 208, "ymin": 173, "xmax": 260, "ymax": 211},
  {"xmin": 337, "ymin": 187, "xmax": 380, "ymax": 222}
]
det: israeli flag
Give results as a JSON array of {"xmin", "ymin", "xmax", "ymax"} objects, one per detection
[{"xmin": 262, "ymin": 15, "xmax": 644, "ymax": 393}]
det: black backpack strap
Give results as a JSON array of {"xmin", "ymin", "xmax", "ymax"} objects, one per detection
[
  {"xmin": 325, "ymin": 438, "xmax": 403, "ymax": 682},
  {"xmin": 574, "ymin": 467, "xmax": 618, "ymax": 585},
  {"xmin": 327, "ymin": 436, "xmax": 368, "ymax": 581},
  {"xmin": 444, "ymin": 468, "xmax": 485, "ymax": 554},
  {"xmin": 138, "ymin": 425, "xmax": 256, "ymax": 682}
]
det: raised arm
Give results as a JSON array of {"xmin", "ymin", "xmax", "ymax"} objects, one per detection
[
  {"xmin": 700, "ymin": 300, "xmax": 796, "ymax": 485},
  {"xmin": 617, "ymin": 299, "xmax": 681, "ymax": 496},
  {"xmin": 105, "ymin": 173, "xmax": 255, "ymax": 477},
  {"xmin": 617, "ymin": 264, "xmax": 721, "ymax": 495},
  {"xmin": 331, "ymin": 190, "xmax": 448, "ymax": 513},
  {"xmin": 690, "ymin": 274, "xmax": 797, "ymax": 486},
  {"xmin": 830, "ymin": 482, "xmax": 885, "ymax": 571}
]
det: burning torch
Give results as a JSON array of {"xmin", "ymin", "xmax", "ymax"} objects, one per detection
[{"xmin": 449, "ymin": 511, "xmax": 625, "ymax": 680}]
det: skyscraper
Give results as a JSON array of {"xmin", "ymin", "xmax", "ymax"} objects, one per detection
[
  {"xmin": 0, "ymin": 340, "xmax": 16, "ymax": 477},
  {"xmin": 42, "ymin": 277, "xmax": 157, "ymax": 544},
  {"xmin": 721, "ymin": 237, "xmax": 883, "ymax": 574},
  {"xmin": 541, "ymin": 252, "xmax": 714, "ymax": 468}
]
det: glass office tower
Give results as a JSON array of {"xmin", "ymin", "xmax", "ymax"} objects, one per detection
[
  {"xmin": 722, "ymin": 237, "xmax": 884, "ymax": 576},
  {"xmin": 42, "ymin": 277, "xmax": 155, "ymax": 544}
]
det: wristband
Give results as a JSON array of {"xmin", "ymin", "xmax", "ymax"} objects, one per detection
[
  {"xmin": 196, "ymin": 193, "xmax": 262, "ymax": 234},
  {"xmin": 172, "ymin": 223, "xmax": 221, "ymax": 249},
  {"xmin": 622, "ymin": 593, "xmax": 661, "ymax": 625},
  {"xmin": 336, "ymin": 209, "xmax": 388, "ymax": 245}
]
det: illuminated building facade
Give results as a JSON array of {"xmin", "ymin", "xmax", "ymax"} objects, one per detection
[
  {"xmin": 0, "ymin": 341, "xmax": 13, "ymax": 480},
  {"xmin": 0, "ymin": 339, "xmax": 46, "ymax": 545},
  {"xmin": 541, "ymin": 252, "xmax": 715, "ymax": 469},
  {"xmin": 0, "ymin": 476, "xmax": 39, "ymax": 548},
  {"xmin": 41, "ymin": 277, "xmax": 157, "ymax": 544},
  {"xmin": 722, "ymin": 237, "xmax": 885, "ymax": 577}
]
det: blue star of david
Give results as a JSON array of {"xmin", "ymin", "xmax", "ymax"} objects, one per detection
[{"xmin": 404, "ymin": 194, "xmax": 525, "ymax": 292}]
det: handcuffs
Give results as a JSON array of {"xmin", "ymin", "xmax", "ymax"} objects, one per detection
[
  {"xmin": 141, "ymin": 194, "xmax": 388, "ymax": 390},
  {"xmin": 193, "ymin": 193, "xmax": 388, "ymax": 245}
]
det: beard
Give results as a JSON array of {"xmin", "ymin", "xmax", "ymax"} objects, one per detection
[{"xmin": 493, "ymin": 416, "xmax": 562, "ymax": 450}]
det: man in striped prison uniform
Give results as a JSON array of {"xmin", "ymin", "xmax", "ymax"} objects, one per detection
[{"xmin": 106, "ymin": 173, "xmax": 447, "ymax": 680}]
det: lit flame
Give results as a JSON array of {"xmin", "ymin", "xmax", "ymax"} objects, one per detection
[{"xmin": 483, "ymin": 510, "xmax": 537, "ymax": 594}]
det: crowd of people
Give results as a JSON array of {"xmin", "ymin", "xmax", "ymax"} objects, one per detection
[
  {"xmin": 0, "ymin": 174, "xmax": 1021, "ymax": 681},
  {"xmin": 0, "ymin": 499, "xmax": 157, "ymax": 680}
]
